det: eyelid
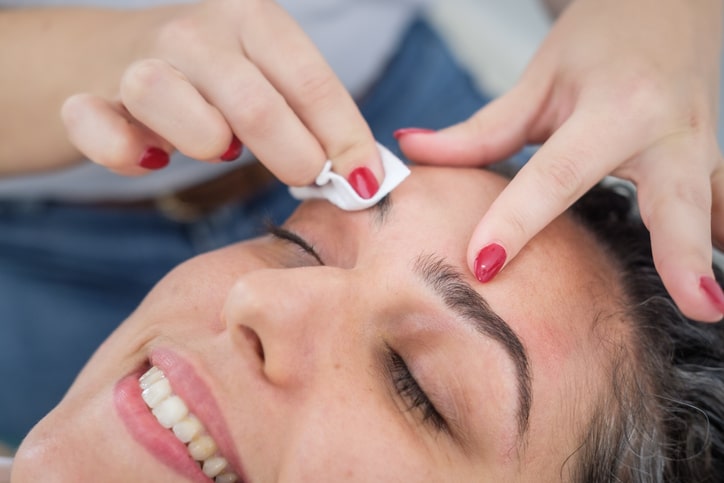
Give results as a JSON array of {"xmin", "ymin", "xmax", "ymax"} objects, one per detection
[
  {"xmin": 384, "ymin": 345, "xmax": 449, "ymax": 435},
  {"xmin": 265, "ymin": 223, "xmax": 325, "ymax": 265}
]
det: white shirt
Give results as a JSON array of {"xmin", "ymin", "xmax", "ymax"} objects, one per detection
[{"xmin": 0, "ymin": 0, "xmax": 429, "ymax": 200}]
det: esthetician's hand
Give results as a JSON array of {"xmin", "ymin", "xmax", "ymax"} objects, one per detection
[
  {"xmin": 61, "ymin": 0, "xmax": 382, "ymax": 197},
  {"xmin": 397, "ymin": 0, "xmax": 724, "ymax": 321}
]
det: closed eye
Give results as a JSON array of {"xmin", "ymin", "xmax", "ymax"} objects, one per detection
[
  {"xmin": 385, "ymin": 346, "xmax": 448, "ymax": 434},
  {"xmin": 265, "ymin": 223, "xmax": 325, "ymax": 265}
]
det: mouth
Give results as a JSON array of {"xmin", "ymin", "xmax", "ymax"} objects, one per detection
[
  {"xmin": 139, "ymin": 364, "xmax": 240, "ymax": 482},
  {"xmin": 115, "ymin": 350, "xmax": 246, "ymax": 482}
]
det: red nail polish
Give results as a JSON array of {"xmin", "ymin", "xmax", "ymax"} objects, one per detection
[
  {"xmin": 700, "ymin": 276, "xmax": 724, "ymax": 314},
  {"xmin": 393, "ymin": 127, "xmax": 435, "ymax": 140},
  {"xmin": 348, "ymin": 167, "xmax": 379, "ymax": 199},
  {"xmin": 474, "ymin": 243, "xmax": 507, "ymax": 283},
  {"xmin": 220, "ymin": 136, "xmax": 243, "ymax": 161},
  {"xmin": 138, "ymin": 147, "xmax": 169, "ymax": 170}
]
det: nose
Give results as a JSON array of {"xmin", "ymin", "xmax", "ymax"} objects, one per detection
[{"xmin": 221, "ymin": 266, "xmax": 358, "ymax": 387}]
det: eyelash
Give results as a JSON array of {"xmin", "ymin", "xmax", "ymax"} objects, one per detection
[
  {"xmin": 386, "ymin": 348, "xmax": 447, "ymax": 433},
  {"xmin": 265, "ymin": 223, "xmax": 324, "ymax": 265}
]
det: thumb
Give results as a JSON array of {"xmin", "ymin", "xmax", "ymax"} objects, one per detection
[{"xmin": 396, "ymin": 80, "xmax": 546, "ymax": 166}]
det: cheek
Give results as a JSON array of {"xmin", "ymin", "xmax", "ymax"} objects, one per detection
[
  {"xmin": 276, "ymin": 395, "xmax": 436, "ymax": 481},
  {"xmin": 137, "ymin": 244, "xmax": 274, "ymax": 320}
]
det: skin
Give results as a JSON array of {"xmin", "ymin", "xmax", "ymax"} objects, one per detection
[{"xmin": 13, "ymin": 168, "xmax": 628, "ymax": 482}]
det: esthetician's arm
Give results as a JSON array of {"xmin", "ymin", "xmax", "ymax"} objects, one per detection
[
  {"xmin": 398, "ymin": 0, "xmax": 724, "ymax": 321},
  {"xmin": 1, "ymin": 2, "xmax": 383, "ymax": 190},
  {"xmin": 0, "ymin": 7, "xmax": 168, "ymax": 174}
]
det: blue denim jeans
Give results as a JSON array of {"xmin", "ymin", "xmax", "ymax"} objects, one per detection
[{"xmin": 0, "ymin": 17, "xmax": 488, "ymax": 445}]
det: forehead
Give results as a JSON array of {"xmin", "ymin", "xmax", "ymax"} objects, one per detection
[{"xmin": 293, "ymin": 165, "xmax": 622, "ymax": 361}]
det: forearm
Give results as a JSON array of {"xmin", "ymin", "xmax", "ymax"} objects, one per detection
[{"xmin": 0, "ymin": 6, "xmax": 176, "ymax": 175}]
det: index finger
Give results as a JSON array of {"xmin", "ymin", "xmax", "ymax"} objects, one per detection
[
  {"xmin": 239, "ymin": 1, "xmax": 382, "ymax": 181},
  {"xmin": 467, "ymin": 111, "xmax": 632, "ymax": 282}
]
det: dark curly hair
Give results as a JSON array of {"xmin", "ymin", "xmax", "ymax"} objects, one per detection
[{"xmin": 568, "ymin": 183, "xmax": 724, "ymax": 482}]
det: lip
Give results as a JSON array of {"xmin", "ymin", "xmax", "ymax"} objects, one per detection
[{"xmin": 114, "ymin": 349, "xmax": 246, "ymax": 482}]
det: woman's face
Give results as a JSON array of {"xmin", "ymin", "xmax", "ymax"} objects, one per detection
[{"xmin": 14, "ymin": 167, "xmax": 626, "ymax": 482}]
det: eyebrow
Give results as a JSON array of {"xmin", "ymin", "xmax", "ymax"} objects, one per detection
[
  {"xmin": 414, "ymin": 254, "xmax": 532, "ymax": 438},
  {"xmin": 371, "ymin": 194, "xmax": 392, "ymax": 225}
]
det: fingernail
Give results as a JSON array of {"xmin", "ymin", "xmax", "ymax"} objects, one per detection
[
  {"xmin": 393, "ymin": 127, "xmax": 435, "ymax": 140},
  {"xmin": 220, "ymin": 136, "xmax": 243, "ymax": 161},
  {"xmin": 474, "ymin": 243, "xmax": 507, "ymax": 283},
  {"xmin": 138, "ymin": 147, "xmax": 169, "ymax": 170},
  {"xmin": 348, "ymin": 166, "xmax": 379, "ymax": 199},
  {"xmin": 700, "ymin": 276, "xmax": 724, "ymax": 314}
]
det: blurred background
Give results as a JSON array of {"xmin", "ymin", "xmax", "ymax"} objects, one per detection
[{"xmin": 428, "ymin": 0, "xmax": 550, "ymax": 101}]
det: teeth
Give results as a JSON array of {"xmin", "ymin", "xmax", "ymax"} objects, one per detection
[
  {"xmin": 139, "ymin": 366, "xmax": 165, "ymax": 389},
  {"xmin": 188, "ymin": 434, "xmax": 217, "ymax": 461},
  {"xmin": 215, "ymin": 474, "xmax": 238, "ymax": 483},
  {"xmin": 173, "ymin": 415, "xmax": 203, "ymax": 443},
  {"xmin": 203, "ymin": 456, "xmax": 229, "ymax": 477},
  {"xmin": 141, "ymin": 378, "xmax": 172, "ymax": 408},
  {"xmin": 152, "ymin": 395, "xmax": 189, "ymax": 428},
  {"xmin": 138, "ymin": 365, "xmax": 239, "ymax": 482}
]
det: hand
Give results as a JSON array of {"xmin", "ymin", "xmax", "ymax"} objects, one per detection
[
  {"xmin": 397, "ymin": 0, "xmax": 724, "ymax": 321},
  {"xmin": 61, "ymin": 0, "xmax": 382, "ymax": 196}
]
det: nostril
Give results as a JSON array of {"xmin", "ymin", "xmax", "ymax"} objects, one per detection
[{"xmin": 239, "ymin": 325, "xmax": 264, "ymax": 362}]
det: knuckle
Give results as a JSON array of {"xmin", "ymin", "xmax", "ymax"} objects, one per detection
[
  {"xmin": 225, "ymin": 83, "xmax": 276, "ymax": 130},
  {"xmin": 121, "ymin": 58, "xmax": 168, "ymax": 101},
  {"xmin": 673, "ymin": 179, "xmax": 711, "ymax": 214},
  {"xmin": 295, "ymin": 67, "xmax": 340, "ymax": 107},
  {"xmin": 506, "ymin": 208, "xmax": 534, "ymax": 242},
  {"xmin": 642, "ymin": 178, "xmax": 712, "ymax": 229},
  {"xmin": 608, "ymin": 69, "xmax": 668, "ymax": 128},
  {"xmin": 542, "ymin": 155, "xmax": 585, "ymax": 199},
  {"xmin": 154, "ymin": 15, "xmax": 206, "ymax": 55}
]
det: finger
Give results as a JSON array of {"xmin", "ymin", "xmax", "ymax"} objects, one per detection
[
  {"xmin": 397, "ymin": 80, "xmax": 548, "ymax": 166},
  {"xmin": 61, "ymin": 93, "xmax": 171, "ymax": 176},
  {"xmin": 237, "ymin": 1, "xmax": 382, "ymax": 182},
  {"xmin": 637, "ymin": 146, "xmax": 721, "ymax": 321},
  {"xmin": 187, "ymin": 51, "xmax": 329, "ymax": 186},
  {"xmin": 466, "ymin": 109, "xmax": 634, "ymax": 283},
  {"xmin": 120, "ymin": 58, "xmax": 233, "ymax": 162}
]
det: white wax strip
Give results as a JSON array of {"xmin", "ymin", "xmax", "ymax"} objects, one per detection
[{"xmin": 289, "ymin": 143, "xmax": 411, "ymax": 211}]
